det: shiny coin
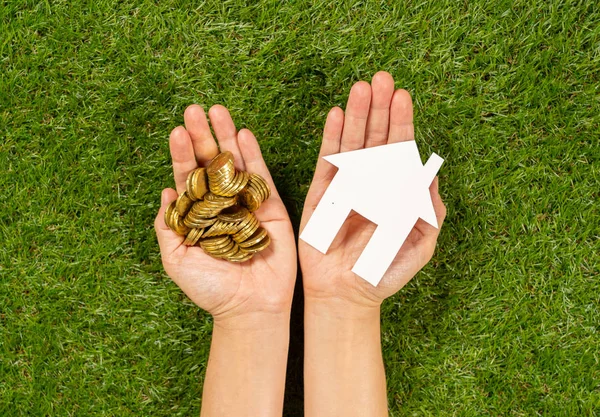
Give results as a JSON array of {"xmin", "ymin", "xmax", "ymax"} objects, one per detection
[
  {"xmin": 230, "ymin": 212, "xmax": 254, "ymax": 233},
  {"xmin": 164, "ymin": 201, "xmax": 177, "ymax": 230},
  {"xmin": 206, "ymin": 239, "xmax": 236, "ymax": 257},
  {"xmin": 207, "ymin": 152, "xmax": 236, "ymax": 194},
  {"xmin": 242, "ymin": 233, "xmax": 271, "ymax": 254},
  {"xmin": 249, "ymin": 173, "xmax": 270, "ymax": 201},
  {"xmin": 187, "ymin": 168, "xmax": 209, "ymax": 200},
  {"xmin": 217, "ymin": 171, "xmax": 250, "ymax": 197},
  {"xmin": 184, "ymin": 214, "xmax": 217, "ymax": 229},
  {"xmin": 165, "ymin": 201, "xmax": 190, "ymax": 236},
  {"xmin": 207, "ymin": 151, "xmax": 234, "ymax": 175},
  {"xmin": 183, "ymin": 227, "xmax": 204, "ymax": 246},
  {"xmin": 218, "ymin": 205, "xmax": 249, "ymax": 223},
  {"xmin": 217, "ymin": 241, "xmax": 240, "ymax": 258},
  {"xmin": 202, "ymin": 220, "xmax": 231, "ymax": 238},
  {"xmin": 176, "ymin": 191, "xmax": 194, "ymax": 217},
  {"xmin": 200, "ymin": 235, "xmax": 232, "ymax": 250},
  {"xmin": 204, "ymin": 192, "xmax": 237, "ymax": 205},
  {"xmin": 233, "ymin": 214, "xmax": 260, "ymax": 243},
  {"xmin": 238, "ymin": 227, "xmax": 268, "ymax": 248},
  {"xmin": 239, "ymin": 186, "xmax": 262, "ymax": 212},
  {"xmin": 227, "ymin": 250, "xmax": 254, "ymax": 263},
  {"xmin": 171, "ymin": 212, "xmax": 190, "ymax": 236}
]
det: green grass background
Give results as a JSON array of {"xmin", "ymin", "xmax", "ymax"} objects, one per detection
[{"xmin": 1, "ymin": 0, "xmax": 598, "ymax": 415}]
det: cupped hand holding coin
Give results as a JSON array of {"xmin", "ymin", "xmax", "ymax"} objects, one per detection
[{"xmin": 154, "ymin": 105, "xmax": 296, "ymax": 327}]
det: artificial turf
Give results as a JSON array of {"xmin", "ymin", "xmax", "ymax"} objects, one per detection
[{"xmin": 1, "ymin": 1, "xmax": 598, "ymax": 415}]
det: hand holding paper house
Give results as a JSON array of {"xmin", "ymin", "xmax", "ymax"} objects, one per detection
[{"xmin": 300, "ymin": 140, "xmax": 443, "ymax": 287}]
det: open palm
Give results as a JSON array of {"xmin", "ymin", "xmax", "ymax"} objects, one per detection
[
  {"xmin": 155, "ymin": 105, "xmax": 296, "ymax": 323},
  {"xmin": 299, "ymin": 72, "xmax": 446, "ymax": 308}
]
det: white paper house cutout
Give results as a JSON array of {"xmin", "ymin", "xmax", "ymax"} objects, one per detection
[{"xmin": 300, "ymin": 141, "xmax": 443, "ymax": 286}]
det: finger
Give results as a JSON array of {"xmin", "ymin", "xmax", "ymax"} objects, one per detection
[
  {"xmin": 388, "ymin": 89, "xmax": 414, "ymax": 143},
  {"xmin": 315, "ymin": 106, "xmax": 344, "ymax": 181},
  {"xmin": 183, "ymin": 105, "xmax": 219, "ymax": 165},
  {"xmin": 431, "ymin": 176, "xmax": 447, "ymax": 228},
  {"xmin": 301, "ymin": 107, "xmax": 344, "ymax": 230},
  {"xmin": 365, "ymin": 71, "xmax": 395, "ymax": 148},
  {"xmin": 340, "ymin": 81, "xmax": 371, "ymax": 152},
  {"xmin": 237, "ymin": 128, "xmax": 283, "ymax": 203},
  {"xmin": 170, "ymin": 126, "xmax": 198, "ymax": 193},
  {"xmin": 415, "ymin": 177, "xmax": 447, "ymax": 236},
  {"xmin": 154, "ymin": 188, "xmax": 185, "ymax": 259},
  {"xmin": 208, "ymin": 105, "xmax": 245, "ymax": 171}
]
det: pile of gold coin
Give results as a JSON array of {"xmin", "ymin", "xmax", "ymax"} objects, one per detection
[{"xmin": 164, "ymin": 151, "xmax": 271, "ymax": 262}]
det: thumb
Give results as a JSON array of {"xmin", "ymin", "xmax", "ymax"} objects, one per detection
[{"xmin": 154, "ymin": 188, "xmax": 185, "ymax": 259}]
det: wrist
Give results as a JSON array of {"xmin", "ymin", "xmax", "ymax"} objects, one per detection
[
  {"xmin": 304, "ymin": 295, "xmax": 381, "ymax": 321},
  {"xmin": 213, "ymin": 309, "xmax": 291, "ymax": 333},
  {"xmin": 302, "ymin": 269, "xmax": 386, "ymax": 311}
]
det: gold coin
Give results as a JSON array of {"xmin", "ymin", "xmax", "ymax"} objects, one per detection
[
  {"xmin": 164, "ymin": 201, "xmax": 177, "ymax": 230},
  {"xmin": 183, "ymin": 227, "xmax": 204, "ymax": 246},
  {"xmin": 239, "ymin": 187, "xmax": 261, "ymax": 212},
  {"xmin": 238, "ymin": 227, "xmax": 268, "ymax": 248},
  {"xmin": 218, "ymin": 205, "xmax": 249, "ymax": 223},
  {"xmin": 200, "ymin": 235, "xmax": 232, "ymax": 250},
  {"xmin": 255, "ymin": 174, "xmax": 271, "ymax": 200},
  {"xmin": 176, "ymin": 191, "xmax": 194, "ymax": 217},
  {"xmin": 190, "ymin": 228, "xmax": 205, "ymax": 245},
  {"xmin": 228, "ymin": 250, "xmax": 254, "ymax": 263},
  {"xmin": 230, "ymin": 211, "xmax": 253, "ymax": 233},
  {"xmin": 222, "ymin": 247, "xmax": 243, "ymax": 261},
  {"xmin": 185, "ymin": 172, "xmax": 195, "ymax": 199},
  {"xmin": 208, "ymin": 168, "xmax": 235, "ymax": 187},
  {"xmin": 206, "ymin": 239, "xmax": 236, "ymax": 257},
  {"xmin": 247, "ymin": 173, "xmax": 268, "ymax": 201},
  {"xmin": 217, "ymin": 170, "xmax": 250, "ymax": 197},
  {"xmin": 184, "ymin": 202, "xmax": 218, "ymax": 224},
  {"xmin": 165, "ymin": 201, "xmax": 189, "ymax": 236},
  {"xmin": 250, "ymin": 183, "xmax": 264, "ymax": 204},
  {"xmin": 188, "ymin": 199, "xmax": 227, "ymax": 218},
  {"xmin": 202, "ymin": 220, "xmax": 229, "ymax": 238},
  {"xmin": 204, "ymin": 192, "xmax": 236, "ymax": 204},
  {"xmin": 207, "ymin": 152, "xmax": 236, "ymax": 194},
  {"xmin": 242, "ymin": 233, "xmax": 271, "ymax": 254},
  {"xmin": 184, "ymin": 214, "xmax": 217, "ymax": 229},
  {"xmin": 216, "ymin": 241, "xmax": 240, "ymax": 258},
  {"xmin": 211, "ymin": 175, "xmax": 236, "ymax": 196},
  {"xmin": 207, "ymin": 151, "xmax": 234, "ymax": 175},
  {"xmin": 223, "ymin": 220, "xmax": 242, "ymax": 235},
  {"xmin": 233, "ymin": 214, "xmax": 260, "ymax": 243},
  {"xmin": 231, "ymin": 171, "xmax": 250, "ymax": 194},
  {"xmin": 171, "ymin": 212, "xmax": 190, "ymax": 236},
  {"xmin": 215, "ymin": 178, "xmax": 238, "ymax": 197},
  {"xmin": 187, "ymin": 168, "xmax": 209, "ymax": 200},
  {"xmin": 241, "ymin": 173, "xmax": 267, "ymax": 202}
]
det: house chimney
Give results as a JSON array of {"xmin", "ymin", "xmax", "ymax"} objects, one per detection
[{"xmin": 422, "ymin": 153, "xmax": 444, "ymax": 186}]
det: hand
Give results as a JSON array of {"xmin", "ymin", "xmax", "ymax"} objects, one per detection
[
  {"xmin": 299, "ymin": 72, "xmax": 446, "ymax": 310},
  {"xmin": 155, "ymin": 105, "xmax": 296, "ymax": 327}
]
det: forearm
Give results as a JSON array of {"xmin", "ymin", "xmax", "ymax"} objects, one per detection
[
  {"xmin": 200, "ymin": 312, "xmax": 290, "ymax": 417},
  {"xmin": 304, "ymin": 298, "xmax": 388, "ymax": 417}
]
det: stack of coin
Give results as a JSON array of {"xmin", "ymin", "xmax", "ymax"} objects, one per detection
[{"xmin": 164, "ymin": 151, "xmax": 271, "ymax": 262}]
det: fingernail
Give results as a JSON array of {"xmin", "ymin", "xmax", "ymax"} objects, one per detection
[{"xmin": 161, "ymin": 189, "xmax": 168, "ymax": 205}]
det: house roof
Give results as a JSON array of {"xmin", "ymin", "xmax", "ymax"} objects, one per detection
[{"xmin": 323, "ymin": 141, "xmax": 442, "ymax": 228}]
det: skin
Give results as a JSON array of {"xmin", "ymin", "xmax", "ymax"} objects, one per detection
[
  {"xmin": 299, "ymin": 71, "xmax": 447, "ymax": 417},
  {"xmin": 154, "ymin": 104, "xmax": 296, "ymax": 417}
]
